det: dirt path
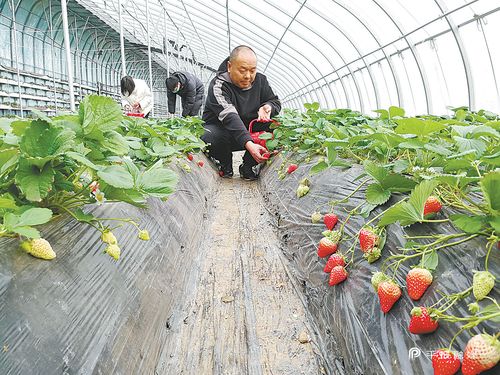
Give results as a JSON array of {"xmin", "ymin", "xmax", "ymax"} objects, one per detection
[{"xmin": 157, "ymin": 156, "xmax": 325, "ymax": 374}]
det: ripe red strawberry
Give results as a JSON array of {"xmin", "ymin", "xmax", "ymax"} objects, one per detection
[
  {"xmin": 317, "ymin": 237, "xmax": 338, "ymax": 258},
  {"xmin": 187, "ymin": 153, "xmax": 194, "ymax": 161},
  {"xmin": 462, "ymin": 333, "xmax": 500, "ymax": 375},
  {"xmin": 323, "ymin": 254, "xmax": 345, "ymax": 273},
  {"xmin": 287, "ymin": 164, "xmax": 298, "ymax": 174},
  {"xmin": 424, "ymin": 196, "xmax": 442, "ymax": 218},
  {"xmin": 377, "ymin": 281, "xmax": 401, "ymax": 313},
  {"xmin": 329, "ymin": 266, "xmax": 348, "ymax": 286},
  {"xmin": 432, "ymin": 349, "xmax": 461, "ymax": 375},
  {"xmin": 323, "ymin": 213, "xmax": 338, "ymax": 231},
  {"xmin": 407, "ymin": 267, "xmax": 433, "ymax": 300},
  {"xmin": 197, "ymin": 161, "xmax": 204, "ymax": 167},
  {"xmin": 408, "ymin": 307, "xmax": 439, "ymax": 334},
  {"xmin": 359, "ymin": 227, "xmax": 379, "ymax": 253}
]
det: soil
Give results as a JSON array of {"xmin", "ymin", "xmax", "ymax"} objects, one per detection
[{"xmin": 156, "ymin": 154, "xmax": 326, "ymax": 374}]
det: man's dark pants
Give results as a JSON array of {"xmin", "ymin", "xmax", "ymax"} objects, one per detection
[{"xmin": 201, "ymin": 122, "xmax": 272, "ymax": 170}]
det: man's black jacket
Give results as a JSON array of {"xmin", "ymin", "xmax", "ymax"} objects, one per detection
[
  {"xmin": 202, "ymin": 59, "xmax": 281, "ymax": 148},
  {"xmin": 167, "ymin": 71, "xmax": 204, "ymax": 116}
]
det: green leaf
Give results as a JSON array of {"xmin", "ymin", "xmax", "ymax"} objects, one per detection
[
  {"xmin": 380, "ymin": 174, "xmax": 417, "ymax": 192},
  {"xmin": 424, "ymin": 143, "xmax": 452, "ymax": 156},
  {"xmin": 101, "ymin": 130, "xmax": 129, "ymax": 155},
  {"xmin": 444, "ymin": 159, "xmax": 473, "ymax": 172},
  {"xmin": 378, "ymin": 180, "xmax": 439, "ymax": 227},
  {"xmin": 10, "ymin": 120, "xmax": 31, "ymax": 136},
  {"xmin": 489, "ymin": 216, "xmax": 500, "ymax": 233},
  {"xmin": 17, "ymin": 208, "xmax": 53, "ymax": 226},
  {"xmin": 480, "ymin": 171, "xmax": 500, "ymax": 214},
  {"xmin": 19, "ymin": 120, "xmax": 75, "ymax": 167},
  {"xmin": 15, "ymin": 158, "xmax": 55, "ymax": 202},
  {"xmin": 140, "ymin": 167, "xmax": 178, "ymax": 197},
  {"xmin": 389, "ymin": 106, "xmax": 405, "ymax": 118},
  {"xmin": 399, "ymin": 139, "xmax": 425, "ymax": 149},
  {"xmin": 66, "ymin": 151, "xmax": 102, "ymax": 170},
  {"xmin": 304, "ymin": 102, "xmax": 319, "ymax": 111},
  {"xmin": 453, "ymin": 136, "xmax": 486, "ymax": 157},
  {"xmin": 395, "ymin": 118, "xmax": 446, "ymax": 137},
  {"xmin": 73, "ymin": 208, "xmax": 96, "ymax": 223},
  {"xmin": 79, "ymin": 95, "xmax": 122, "ymax": 134},
  {"xmin": 393, "ymin": 160, "xmax": 409, "ymax": 173},
  {"xmin": 450, "ymin": 214, "xmax": 486, "ymax": 233},
  {"xmin": 3, "ymin": 212, "xmax": 19, "ymax": 228},
  {"xmin": 97, "ymin": 165, "xmax": 134, "ymax": 189},
  {"xmin": 0, "ymin": 148, "xmax": 19, "ymax": 175},
  {"xmin": 420, "ymin": 251, "xmax": 439, "ymax": 271},
  {"xmin": 0, "ymin": 194, "xmax": 17, "ymax": 210},
  {"xmin": 258, "ymin": 132, "xmax": 273, "ymax": 140},
  {"xmin": 373, "ymin": 109, "xmax": 389, "ymax": 120},
  {"xmin": 310, "ymin": 161, "xmax": 328, "ymax": 175},
  {"xmin": 365, "ymin": 183, "xmax": 391, "ymax": 205},
  {"xmin": 482, "ymin": 304, "xmax": 500, "ymax": 322},
  {"xmin": 266, "ymin": 139, "xmax": 278, "ymax": 150},
  {"xmin": 363, "ymin": 161, "xmax": 388, "ymax": 183},
  {"xmin": 12, "ymin": 226, "xmax": 40, "ymax": 238}
]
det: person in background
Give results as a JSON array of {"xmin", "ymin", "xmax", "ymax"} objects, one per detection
[
  {"xmin": 120, "ymin": 76, "xmax": 153, "ymax": 117},
  {"xmin": 166, "ymin": 71, "xmax": 204, "ymax": 117},
  {"xmin": 201, "ymin": 45, "xmax": 281, "ymax": 180}
]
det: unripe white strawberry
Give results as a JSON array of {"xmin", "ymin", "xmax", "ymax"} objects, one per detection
[
  {"xmin": 138, "ymin": 229, "xmax": 150, "ymax": 241},
  {"xmin": 105, "ymin": 244, "xmax": 121, "ymax": 260},
  {"xmin": 20, "ymin": 238, "xmax": 56, "ymax": 260},
  {"xmin": 101, "ymin": 230, "xmax": 117, "ymax": 245}
]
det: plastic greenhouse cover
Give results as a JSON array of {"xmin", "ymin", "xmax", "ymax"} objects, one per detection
[
  {"xmin": 259, "ymin": 155, "xmax": 499, "ymax": 375},
  {"xmin": 0, "ymin": 165, "xmax": 217, "ymax": 374}
]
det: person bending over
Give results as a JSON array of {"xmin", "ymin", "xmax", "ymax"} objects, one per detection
[
  {"xmin": 166, "ymin": 71, "xmax": 205, "ymax": 117},
  {"xmin": 120, "ymin": 76, "xmax": 153, "ymax": 117},
  {"xmin": 201, "ymin": 45, "xmax": 281, "ymax": 180}
]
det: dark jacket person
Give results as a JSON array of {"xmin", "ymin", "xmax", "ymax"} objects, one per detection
[
  {"xmin": 201, "ymin": 45, "xmax": 281, "ymax": 180},
  {"xmin": 166, "ymin": 71, "xmax": 204, "ymax": 117}
]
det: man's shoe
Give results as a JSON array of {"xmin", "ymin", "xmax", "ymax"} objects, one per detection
[
  {"xmin": 219, "ymin": 165, "xmax": 234, "ymax": 178},
  {"xmin": 239, "ymin": 163, "xmax": 259, "ymax": 181}
]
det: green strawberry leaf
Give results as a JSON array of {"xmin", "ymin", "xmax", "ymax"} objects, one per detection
[
  {"xmin": 11, "ymin": 226, "xmax": 40, "ymax": 238},
  {"xmin": 101, "ymin": 130, "xmax": 129, "ymax": 155},
  {"xmin": 488, "ymin": 216, "xmax": 500, "ymax": 233},
  {"xmin": 399, "ymin": 139, "xmax": 425, "ymax": 149},
  {"xmin": 310, "ymin": 161, "xmax": 328, "ymax": 175},
  {"xmin": 304, "ymin": 102, "xmax": 319, "ymax": 111},
  {"xmin": 393, "ymin": 160, "xmax": 409, "ymax": 173},
  {"xmin": 480, "ymin": 171, "xmax": 500, "ymax": 215},
  {"xmin": 363, "ymin": 161, "xmax": 388, "ymax": 183},
  {"xmin": 389, "ymin": 106, "xmax": 405, "ymax": 118},
  {"xmin": 66, "ymin": 152, "xmax": 102, "ymax": 171},
  {"xmin": 378, "ymin": 180, "xmax": 439, "ymax": 227},
  {"xmin": 482, "ymin": 304, "xmax": 500, "ymax": 322},
  {"xmin": 395, "ymin": 118, "xmax": 446, "ymax": 137},
  {"xmin": 365, "ymin": 183, "xmax": 391, "ymax": 205},
  {"xmin": 17, "ymin": 208, "xmax": 52, "ymax": 227},
  {"xmin": 19, "ymin": 120, "xmax": 75, "ymax": 164},
  {"xmin": 450, "ymin": 214, "xmax": 486, "ymax": 233},
  {"xmin": 140, "ymin": 164, "xmax": 178, "ymax": 197},
  {"xmin": 420, "ymin": 250, "xmax": 439, "ymax": 271},
  {"xmin": 79, "ymin": 95, "xmax": 122, "ymax": 134},
  {"xmin": 0, "ymin": 194, "xmax": 17, "ymax": 210},
  {"xmin": 380, "ymin": 174, "xmax": 417, "ymax": 192},
  {"xmin": 73, "ymin": 208, "xmax": 96, "ymax": 223},
  {"xmin": 97, "ymin": 165, "xmax": 134, "ymax": 189},
  {"xmin": 453, "ymin": 137, "xmax": 487, "ymax": 157},
  {"xmin": 15, "ymin": 158, "xmax": 55, "ymax": 202},
  {"xmin": 373, "ymin": 109, "xmax": 389, "ymax": 120},
  {"xmin": 258, "ymin": 132, "xmax": 273, "ymax": 140}
]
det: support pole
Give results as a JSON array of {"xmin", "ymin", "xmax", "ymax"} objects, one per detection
[
  {"xmin": 61, "ymin": 0, "xmax": 75, "ymax": 111},
  {"xmin": 118, "ymin": 0, "xmax": 126, "ymax": 77},
  {"xmin": 9, "ymin": 0, "xmax": 24, "ymax": 117},
  {"xmin": 145, "ymin": 0, "xmax": 154, "ymax": 116}
]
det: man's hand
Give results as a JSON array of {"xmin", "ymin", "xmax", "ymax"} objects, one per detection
[
  {"xmin": 132, "ymin": 102, "xmax": 141, "ymax": 110},
  {"xmin": 257, "ymin": 104, "xmax": 272, "ymax": 121},
  {"xmin": 245, "ymin": 141, "xmax": 268, "ymax": 163}
]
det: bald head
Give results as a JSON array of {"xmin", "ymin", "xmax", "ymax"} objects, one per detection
[{"xmin": 228, "ymin": 45, "xmax": 257, "ymax": 89}]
